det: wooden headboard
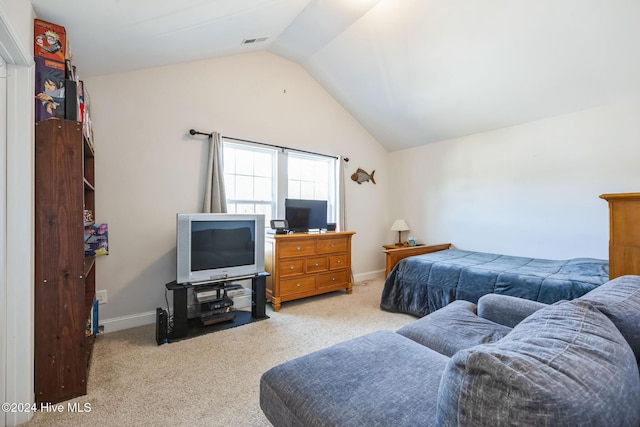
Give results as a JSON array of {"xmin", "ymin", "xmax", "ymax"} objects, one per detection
[{"xmin": 600, "ymin": 192, "xmax": 640, "ymax": 279}]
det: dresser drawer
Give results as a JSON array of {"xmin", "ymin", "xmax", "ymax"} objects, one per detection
[
  {"xmin": 279, "ymin": 240, "xmax": 316, "ymax": 258},
  {"xmin": 317, "ymin": 237, "xmax": 349, "ymax": 254},
  {"xmin": 329, "ymin": 254, "xmax": 348, "ymax": 270},
  {"xmin": 316, "ymin": 270, "xmax": 350, "ymax": 289},
  {"xmin": 278, "ymin": 259, "xmax": 305, "ymax": 277},
  {"xmin": 306, "ymin": 256, "xmax": 328, "ymax": 273},
  {"xmin": 280, "ymin": 276, "xmax": 316, "ymax": 295}
]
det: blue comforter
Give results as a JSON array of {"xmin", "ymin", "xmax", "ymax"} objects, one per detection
[{"xmin": 380, "ymin": 249, "xmax": 609, "ymax": 317}]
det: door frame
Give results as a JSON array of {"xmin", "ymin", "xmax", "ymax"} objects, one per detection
[
  {"xmin": 0, "ymin": 4, "xmax": 35, "ymax": 426},
  {"xmin": 0, "ymin": 42, "xmax": 7, "ymax": 427}
]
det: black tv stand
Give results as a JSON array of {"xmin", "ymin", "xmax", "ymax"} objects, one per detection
[{"xmin": 161, "ymin": 272, "xmax": 269, "ymax": 343}]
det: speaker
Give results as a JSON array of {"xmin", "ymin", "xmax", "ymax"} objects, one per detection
[
  {"xmin": 252, "ymin": 275, "xmax": 267, "ymax": 319},
  {"xmin": 326, "ymin": 223, "xmax": 337, "ymax": 231},
  {"xmin": 155, "ymin": 307, "xmax": 168, "ymax": 345}
]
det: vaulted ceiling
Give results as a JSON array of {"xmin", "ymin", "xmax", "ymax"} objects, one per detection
[{"xmin": 30, "ymin": 0, "xmax": 640, "ymax": 151}]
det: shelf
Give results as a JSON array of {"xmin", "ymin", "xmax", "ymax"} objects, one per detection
[
  {"xmin": 162, "ymin": 273, "xmax": 269, "ymax": 344},
  {"xmin": 83, "ymin": 256, "xmax": 96, "ymax": 277},
  {"xmin": 167, "ymin": 310, "xmax": 267, "ymax": 343},
  {"xmin": 84, "ymin": 135, "xmax": 95, "ymax": 158},
  {"xmin": 84, "ymin": 334, "xmax": 96, "ymax": 370},
  {"xmin": 84, "ymin": 261, "xmax": 96, "ymax": 330},
  {"xmin": 35, "ymin": 118, "xmax": 96, "ymax": 404},
  {"xmin": 84, "ymin": 177, "xmax": 95, "ymax": 191}
]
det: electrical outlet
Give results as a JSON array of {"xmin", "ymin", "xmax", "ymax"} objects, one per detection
[{"xmin": 96, "ymin": 290, "xmax": 108, "ymax": 305}]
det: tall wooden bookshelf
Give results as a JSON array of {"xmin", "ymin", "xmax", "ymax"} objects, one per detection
[{"xmin": 34, "ymin": 119, "xmax": 96, "ymax": 404}]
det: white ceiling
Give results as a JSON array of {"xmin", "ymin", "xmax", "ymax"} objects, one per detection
[{"xmin": 30, "ymin": 0, "xmax": 640, "ymax": 151}]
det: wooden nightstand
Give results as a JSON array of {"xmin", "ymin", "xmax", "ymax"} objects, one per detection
[{"xmin": 383, "ymin": 243, "xmax": 451, "ymax": 278}]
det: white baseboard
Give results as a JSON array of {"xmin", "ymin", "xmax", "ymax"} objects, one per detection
[
  {"xmin": 100, "ymin": 310, "xmax": 157, "ymax": 333},
  {"xmin": 99, "ymin": 269, "xmax": 387, "ymax": 334},
  {"xmin": 353, "ymin": 269, "xmax": 385, "ymax": 283}
]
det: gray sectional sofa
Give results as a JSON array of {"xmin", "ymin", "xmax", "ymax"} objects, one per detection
[{"xmin": 260, "ymin": 275, "xmax": 640, "ymax": 426}]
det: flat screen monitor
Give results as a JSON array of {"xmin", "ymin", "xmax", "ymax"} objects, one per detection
[{"xmin": 285, "ymin": 199, "xmax": 328, "ymax": 232}]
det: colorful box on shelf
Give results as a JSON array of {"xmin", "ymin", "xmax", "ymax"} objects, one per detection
[
  {"xmin": 84, "ymin": 223, "xmax": 109, "ymax": 257},
  {"xmin": 81, "ymin": 82, "xmax": 94, "ymax": 145},
  {"xmin": 34, "ymin": 57, "xmax": 66, "ymax": 122},
  {"xmin": 34, "ymin": 18, "xmax": 66, "ymax": 63},
  {"xmin": 35, "ymin": 61, "xmax": 86, "ymax": 122}
]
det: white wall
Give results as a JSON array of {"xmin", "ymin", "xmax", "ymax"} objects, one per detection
[
  {"xmin": 84, "ymin": 51, "xmax": 390, "ymax": 330},
  {"xmin": 389, "ymin": 96, "xmax": 640, "ymax": 260}
]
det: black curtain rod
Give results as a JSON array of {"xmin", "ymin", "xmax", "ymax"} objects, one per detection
[{"xmin": 189, "ymin": 129, "xmax": 345, "ymax": 161}]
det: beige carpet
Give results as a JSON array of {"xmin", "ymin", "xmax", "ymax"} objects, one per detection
[{"xmin": 26, "ymin": 279, "xmax": 415, "ymax": 427}]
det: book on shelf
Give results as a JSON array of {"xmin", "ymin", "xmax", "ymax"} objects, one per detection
[
  {"xmin": 84, "ymin": 223, "xmax": 108, "ymax": 256},
  {"xmin": 34, "ymin": 18, "xmax": 66, "ymax": 63},
  {"xmin": 34, "ymin": 57, "xmax": 66, "ymax": 122},
  {"xmin": 86, "ymin": 299, "xmax": 99, "ymax": 337}
]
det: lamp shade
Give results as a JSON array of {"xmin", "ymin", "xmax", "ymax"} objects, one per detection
[{"xmin": 390, "ymin": 219, "xmax": 409, "ymax": 232}]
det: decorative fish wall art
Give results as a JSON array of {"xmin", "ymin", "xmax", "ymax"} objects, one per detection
[{"xmin": 351, "ymin": 168, "xmax": 376, "ymax": 184}]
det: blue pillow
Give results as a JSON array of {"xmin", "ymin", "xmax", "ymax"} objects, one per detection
[{"xmin": 436, "ymin": 300, "xmax": 640, "ymax": 427}]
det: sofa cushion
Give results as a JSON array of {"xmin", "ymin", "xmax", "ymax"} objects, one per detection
[
  {"xmin": 260, "ymin": 330, "xmax": 449, "ymax": 427},
  {"xmin": 477, "ymin": 293, "xmax": 548, "ymax": 328},
  {"xmin": 397, "ymin": 300, "xmax": 511, "ymax": 357},
  {"xmin": 436, "ymin": 300, "xmax": 640, "ymax": 427},
  {"xmin": 578, "ymin": 274, "xmax": 640, "ymax": 359}
]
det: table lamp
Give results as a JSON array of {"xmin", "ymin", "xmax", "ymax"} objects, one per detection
[{"xmin": 390, "ymin": 219, "xmax": 409, "ymax": 246}]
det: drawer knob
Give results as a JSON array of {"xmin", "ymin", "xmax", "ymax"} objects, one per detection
[
  {"xmin": 315, "ymin": 262, "xmax": 319, "ymax": 266},
  {"xmin": 296, "ymin": 283, "xmax": 301, "ymax": 287},
  {"xmin": 331, "ymin": 243, "xmax": 335, "ymax": 247},
  {"xmin": 296, "ymin": 246, "xmax": 301, "ymax": 251},
  {"xmin": 332, "ymin": 277, "xmax": 336, "ymax": 281},
  {"xmin": 289, "ymin": 265, "xmax": 295, "ymax": 270},
  {"xmin": 337, "ymin": 260, "xmax": 341, "ymax": 264}
]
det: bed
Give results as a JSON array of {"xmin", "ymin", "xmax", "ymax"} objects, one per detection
[{"xmin": 380, "ymin": 249, "xmax": 609, "ymax": 317}]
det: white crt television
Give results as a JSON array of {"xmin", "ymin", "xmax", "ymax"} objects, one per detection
[{"xmin": 176, "ymin": 213, "xmax": 265, "ymax": 284}]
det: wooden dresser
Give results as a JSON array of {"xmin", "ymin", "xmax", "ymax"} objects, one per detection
[
  {"xmin": 265, "ymin": 231, "xmax": 355, "ymax": 311},
  {"xmin": 600, "ymin": 193, "xmax": 640, "ymax": 279}
]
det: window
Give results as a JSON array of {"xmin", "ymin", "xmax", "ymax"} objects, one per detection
[
  {"xmin": 287, "ymin": 153, "xmax": 336, "ymax": 223},
  {"xmin": 222, "ymin": 140, "xmax": 338, "ymax": 226},
  {"xmin": 223, "ymin": 142, "xmax": 275, "ymax": 223}
]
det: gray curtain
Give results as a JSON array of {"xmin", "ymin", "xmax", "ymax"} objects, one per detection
[
  {"xmin": 338, "ymin": 155, "xmax": 354, "ymax": 284},
  {"xmin": 338, "ymin": 155, "xmax": 347, "ymax": 231},
  {"xmin": 203, "ymin": 132, "xmax": 227, "ymax": 213}
]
